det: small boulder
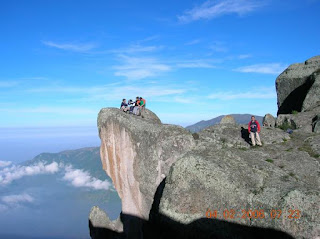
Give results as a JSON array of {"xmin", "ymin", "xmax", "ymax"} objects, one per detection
[
  {"xmin": 263, "ymin": 114, "xmax": 276, "ymax": 127},
  {"xmin": 220, "ymin": 115, "xmax": 236, "ymax": 125}
]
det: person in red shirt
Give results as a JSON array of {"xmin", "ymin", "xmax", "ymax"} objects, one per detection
[{"xmin": 248, "ymin": 116, "xmax": 262, "ymax": 146}]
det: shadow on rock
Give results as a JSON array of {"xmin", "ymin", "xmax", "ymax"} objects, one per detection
[
  {"xmin": 278, "ymin": 77, "xmax": 315, "ymax": 114},
  {"xmin": 89, "ymin": 179, "xmax": 294, "ymax": 239},
  {"xmin": 241, "ymin": 127, "xmax": 251, "ymax": 145}
]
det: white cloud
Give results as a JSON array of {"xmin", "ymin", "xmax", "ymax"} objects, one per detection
[
  {"xmin": 0, "ymin": 107, "xmax": 97, "ymax": 115},
  {"xmin": 0, "ymin": 161, "xmax": 12, "ymax": 168},
  {"xmin": 234, "ymin": 63, "xmax": 288, "ymax": 74},
  {"xmin": 208, "ymin": 88, "xmax": 276, "ymax": 100},
  {"xmin": 0, "ymin": 81, "xmax": 19, "ymax": 88},
  {"xmin": 185, "ymin": 39, "xmax": 202, "ymax": 45},
  {"xmin": 1, "ymin": 193, "xmax": 34, "ymax": 204},
  {"xmin": 43, "ymin": 41, "xmax": 97, "ymax": 52},
  {"xmin": 0, "ymin": 161, "xmax": 111, "ymax": 191},
  {"xmin": 20, "ymin": 82, "xmax": 189, "ymax": 104},
  {"xmin": 63, "ymin": 166, "xmax": 110, "ymax": 190},
  {"xmin": 178, "ymin": 0, "xmax": 264, "ymax": 23},
  {"xmin": 238, "ymin": 54, "xmax": 252, "ymax": 59},
  {"xmin": 0, "ymin": 162, "xmax": 59, "ymax": 185},
  {"xmin": 114, "ymin": 55, "xmax": 171, "ymax": 80},
  {"xmin": 112, "ymin": 44, "xmax": 162, "ymax": 54},
  {"xmin": 173, "ymin": 97, "xmax": 194, "ymax": 104},
  {"xmin": 176, "ymin": 59, "xmax": 216, "ymax": 68}
]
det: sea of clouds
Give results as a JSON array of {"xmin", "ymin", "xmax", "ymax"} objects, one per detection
[{"xmin": 0, "ymin": 160, "xmax": 111, "ymax": 211}]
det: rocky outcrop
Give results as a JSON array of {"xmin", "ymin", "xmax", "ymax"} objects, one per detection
[
  {"xmin": 90, "ymin": 107, "xmax": 319, "ymax": 239},
  {"xmin": 96, "ymin": 108, "xmax": 194, "ymax": 221},
  {"xmin": 276, "ymin": 55, "xmax": 320, "ymax": 114},
  {"xmin": 263, "ymin": 114, "xmax": 276, "ymax": 127},
  {"xmin": 89, "ymin": 57, "xmax": 320, "ymax": 239},
  {"xmin": 220, "ymin": 115, "xmax": 236, "ymax": 125},
  {"xmin": 159, "ymin": 130, "xmax": 319, "ymax": 239}
]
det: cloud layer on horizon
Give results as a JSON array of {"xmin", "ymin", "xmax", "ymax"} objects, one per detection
[{"xmin": 0, "ymin": 162, "xmax": 111, "ymax": 191}]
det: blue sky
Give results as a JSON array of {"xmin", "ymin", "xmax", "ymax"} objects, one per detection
[{"xmin": 1, "ymin": 0, "xmax": 320, "ymax": 127}]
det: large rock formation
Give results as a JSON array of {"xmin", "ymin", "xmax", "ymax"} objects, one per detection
[
  {"xmin": 89, "ymin": 57, "xmax": 320, "ymax": 239},
  {"xmin": 90, "ymin": 107, "xmax": 319, "ymax": 239},
  {"xmin": 96, "ymin": 108, "xmax": 194, "ymax": 222},
  {"xmin": 276, "ymin": 55, "xmax": 320, "ymax": 114}
]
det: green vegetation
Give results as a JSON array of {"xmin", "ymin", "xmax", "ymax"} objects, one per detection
[
  {"xmin": 265, "ymin": 159, "xmax": 274, "ymax": 163},
  {"xmin": 292, "ymin": 110, "xmax": 299, "ymax": 115},
  {"xmin": 192, "ymin": 133, "xmax": 200, "ymax": 140},
  {"xmin": 221, "ymin": 138, "xmax": 227, "ymax": 144},
  {"xmin": 278, "ymin": 121, "xmax": 291, "ymax": 131},
  {"xmin": 286, "ymin": 148, "xmax": 293, "ymax": 152},
  {"xmin": 298, "ymin": 143, "xmax": 320, "ymax": 158},
  {"xmin": 283, "ymin": 138, "xmax": 288, "ymax": 142},
  {"xmin": 278, "ymin": 119, "xmax": 297, "ymax": 131},
  {"xmin": 281, "ymin": 175, "xmax": 290, "ymax": 182},
  {"xmin": 238, "ymin": 147, "xmax": 248, "ymax": 151},
  {"xmin": 251, "ymin": 186, "xmax": 264, "ymax": 195},
  {"xmin": 289, "ymin": 172, "xmax": 295, "ymax": 177}
]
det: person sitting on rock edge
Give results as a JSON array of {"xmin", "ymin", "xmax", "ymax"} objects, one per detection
[
  {"xmin": 128, "ymin": 99, "xmax": 135, "ymax": 113},
  {"xmin": 133, "ymin": 96, "xmax": 140, "ymax": 115},
  {"xmin": 120, "ymin": 99, "xmax": 130, "ymax": 113},
  {"xmin": 248, "ymin": 116, "xmax": 262, "ymax": 147}
]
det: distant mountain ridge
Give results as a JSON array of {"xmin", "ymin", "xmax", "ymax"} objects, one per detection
[
  {"xmin": 22, "ymin": 147, "xmax": 105, "ymax": 180},
  {"xmin": 186, "ymin": 114, "xmax": 263, "ymax": 133}
]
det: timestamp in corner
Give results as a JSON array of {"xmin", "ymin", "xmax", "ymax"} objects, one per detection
[{"xmin": 205, "ymin": 209, "xmax": 301, "ymax": 220}]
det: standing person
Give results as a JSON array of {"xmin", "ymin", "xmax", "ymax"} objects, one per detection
[
  {"xmin": 120, "ymin": 99, "xmax": 129, "ymax": 112},
  {"xmin": 248, "ymin": 116, "xmax": 262, "ymax": 146},
  {"xmin": 139, "ymin": 97, "xmax": 146, "ymax": 118},
  {"xmin": 133, "ymin": 96, "xmax": 140, "ymax": 115}
]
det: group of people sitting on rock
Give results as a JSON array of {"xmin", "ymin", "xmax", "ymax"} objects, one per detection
[{"xmin": 120, "ymin": 96, "xmax": 146, "ymax": 117}]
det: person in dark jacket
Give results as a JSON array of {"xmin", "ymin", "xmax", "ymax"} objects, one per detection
[
  {"xmin": 120, "ymin": 99, "xmax": 129, "ymax": 112},
  {"xmin": 248, "ymin": 116, "xmax": 262, "ymax": 146}
]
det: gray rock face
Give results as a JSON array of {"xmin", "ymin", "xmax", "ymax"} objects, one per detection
[
  {"xmin": 96, "ymin": 108, "xmax": 194, "ymax": 220},
  {"xmin": 160, "ymin": 130, "xmax": 320, "ymax": 239},
  {"xmin": 276, "ymin": 104, "xmax": 320, "ymax": 133},
  {"xmin": 276, "ymin": 55, "xmax": 320, "ymax": 114},
  {"xmin": 263, "ymin": 114, "xmax": 276, "ymax": 127},
  {"xmin": 90, "ymin": 107, "xmax": 319, "ymax": 239}
]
